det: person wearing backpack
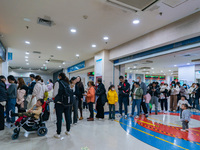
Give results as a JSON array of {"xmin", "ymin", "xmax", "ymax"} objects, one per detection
[{"xmin": 53, "ymin": 73, "xmax": 72, "ymax": 139}]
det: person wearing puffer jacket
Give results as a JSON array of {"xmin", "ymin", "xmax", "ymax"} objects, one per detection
[
  {"xmin": 0, "ymin": 75, "xmax": 7, "ymax": 130},
  {"xmin": 32, "ymin": 75, "xmax": 47, "ymax": 104}
]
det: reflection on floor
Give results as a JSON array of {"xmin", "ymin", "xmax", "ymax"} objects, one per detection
[
  {"xmin": 119, "ymin": 111, "xmax": 200, "ymax": 150},
  {"xmin": 0, "ymin": 104, "xmax": 200, "ymax": 150}
]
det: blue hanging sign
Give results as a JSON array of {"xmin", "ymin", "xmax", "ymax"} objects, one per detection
[
  {"xmin": 67, "ymin": 61, "xmax": 85, "ymax": 73},
  {"xmin": 8, "ymin": 52, "xmax": 13, "ymax": 61}
]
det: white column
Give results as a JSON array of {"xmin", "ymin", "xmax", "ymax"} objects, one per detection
[{"xmin": 178, "ymin": 65, "xmax": 195, "ymax": 85}]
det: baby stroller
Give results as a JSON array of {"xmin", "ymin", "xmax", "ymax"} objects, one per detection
[{"xmin": 11, "ymin": 102, "xmax": 50, "ymax": 140}]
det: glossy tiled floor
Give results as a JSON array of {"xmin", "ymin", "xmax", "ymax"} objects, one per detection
[{"xmin": 0, "ymin": 102, "xmax": 200, "ymax": 150}]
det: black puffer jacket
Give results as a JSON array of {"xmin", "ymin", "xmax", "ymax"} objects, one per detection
[{"xmin": 0, "ymin": 81, "xmax": 7, "ymax": 102}]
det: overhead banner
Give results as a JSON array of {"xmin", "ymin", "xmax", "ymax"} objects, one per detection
[
  {"xmin": 67, "ymin": 61, "xmax": 85, "ymax": 73},
  {"xmin": 95, "ymin": 59, "xmax": 102, "ymax": 77}
]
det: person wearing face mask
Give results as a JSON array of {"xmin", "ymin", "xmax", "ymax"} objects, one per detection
[
  {"xmin": 107, "ymin": 85, "xmax": 118, "ymax": 120},
  {"xmin": 192, "ymin": 83, "xmax": 200, "ymax": 110},
  {"xmin": 169, "ymin": 81, "xmax": 180, "ymax": 112},
  {"xmin": 47, "ymin": 79, "xmax": 54, "ymax": 99},
  {"xmin": 188, "ymin": 83, "xmax": 196, "ymax": 106}
]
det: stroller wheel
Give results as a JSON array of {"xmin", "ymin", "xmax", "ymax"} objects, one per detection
[
  {"xmin": 12, "ymin": 133, "xmax": 19, "ymax": 140},
  {"xmin": 37, "ymin": 127, "xmax": 48, "ymax": 136},
  {"xmin": 14, "ymin": 128, "xmax": 20, "ymax": 133}
]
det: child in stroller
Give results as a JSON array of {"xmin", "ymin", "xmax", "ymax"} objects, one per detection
[{"xmin": 10, "ymin": 99, "xmax": 48, "ymax": 140}]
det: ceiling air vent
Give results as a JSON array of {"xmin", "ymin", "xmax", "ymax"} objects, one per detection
[
  {"xmin": 37, "ymin": 17, "xmax": 53, "ymax": 27},
  {"xmin": 162, "ymin": 0, "xmax": 188, "ymax": 8},
  {"xmin": 33, "ymin": 51, "xmax": 41, "ymax": 54},
  {"xmin": 106, "ymin": 0, "xmax": 159, "ymax": 11},
  {"xmin": 49, "ymin": 59, "xmax": 64, "ymax": 64}
]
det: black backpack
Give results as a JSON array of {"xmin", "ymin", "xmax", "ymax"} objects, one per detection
[{"xmin": 60, "ymin": 81, "xmax": 73, "ymax": 107}]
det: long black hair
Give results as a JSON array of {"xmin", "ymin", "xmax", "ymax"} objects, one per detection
[
  {"xmin": 76, "ymin": 76, "xmax": 83, "ymax": 88},
  {"xmin": 58, "ymin": 72, "xmax": 69, "ymax": 84},
  {"xmin": 108, "ymin": 85, "xmax": 115, "ymax": 91}
]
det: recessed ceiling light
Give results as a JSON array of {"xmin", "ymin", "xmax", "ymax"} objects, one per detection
[
  {"xmin": 25, "ymin": 41, "xmax": 30, "ymax": 44},
  {"xmin": 57, "ymin": 46, "xmax": 62, "ymax": 49},
  {"xmin": 92, "ymin": 44, "xmax": 96, "ymax": 48},
  {"xmin": 130, "ymin": 71, "xmax": 132, "ymax": 73},
  {"xmin": 59, "ymin": 66, "xmax": 61, "ymax": 68},
  {"xmin": 26, "ymin": 63, "xmax": 29, "ymax": 65},
  {"xmin": 76, "ymin": 54, "xmax": 80, "ymax": 57},
  {"xmin": 174, "ymin": 65, "xmax": 177, "ymax": 67},
  {"xmin": 43, "ymin": 64, "xmax": 46, "ymax": 66},
  {"xmin": 46, "ymin": 60, "xmax": 49, "ymax": 63},
  {"xmin": 144, "ymin": 69, "xmax": 146, "ymax": 71},
  {"xmin": 25, "ymin": 52, "xmax": 30, "ymax": 55},
  {"xmin": 151, "ymin": 68, "xmax": 154, "ymax": 70},
  {"xmin": 187, "ymin": 63, "xmax": 190, "ymax": 65},
  {"xmin": 153, "ymin": 71, "xmax": 155, "ymax": 73},
  {"xmin": 41, "ymin": 67, "xmax": 44, "ymax": 69},
  {"xmin": 24, "ymin": 18, "xmax": 31, "ymax": 22},
  {"xmin": 70, "ymin": 29, "xmax": 77, "ymax": 33},
  {"xmin": 136, "ymin": 70, "xmax": 138, "ymax": 71},
  {"xmin": 171, "ymin": 73, "xmax": 173, "ymax": 74},
  {"xmin": 161, "ymin": 70, "xmax": 163, "ymax": 73},
  {"xmin": 164, "ymin": 74, "xmax": 166, "ymax": 75},
  {"xmin": 63, "ymin": 62, "xmax": 66, "ymax": 65},
  {"xmin": 25, "ymin": 56, "xmax": 29, "ymax": 58},
  {"xmin": 103, "ymin": 36, "xmax": 109, "ymax": 40},
  {"xmin": 133, "ymin": 19, "xmax": 140, "ymax": 24},
  {"xmin": 25, "ymin": 59, "xmax": 28, "ymax": 62},
  {"xmin": 133, "ymin": 66, "xmax": 137, "ymax": 68},
  {"xmin": 169, "ymin": 70, "xmax": 171, "ymax": 72},
  {"xmin": 128, "ymin": 67, "xmax": 130, "ymax": 69}
]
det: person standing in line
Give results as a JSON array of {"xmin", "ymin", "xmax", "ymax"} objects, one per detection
[
  {"xmin": 130, "ymin": 82, "xmax": 143, "ymax": 118},
  {"xmin": 192, "ymin": 83, "xmax": 200, "ymax": 110},
  {"xmin": 76, "ymin": 76, "xmax": 85, "ymax": 120},
  {"xmin": 170, "ymin": 81, "xmax": 180, "ymax": 112},
  {"xmin": 148, "ymin": 82, "xmax": 160, "ymax": 115},
  {"xmin": 96, "ymin": 78, "xmax": 107, "ymax": 120},
  {"xmin": 47, "ymin": 79, "xmax": 54, "ymax": 99},
  {"xmin": 70, "ymin": 77, "xmax": 79, "ymax": 125},
  {"xmin": 0, "ymin": 75, "xmax": 7, "ymax": 130},
  {"xmin": 5, "ymin": 75, "xmax": 17, "ymax": 128},
  {"xmin": 160, "ymin": 83, "xmax": 169, "ymax": 113},
  {"xmin": 136, "ymin": 76, "xmax": 148, "ymax": 117},
  {"xmin": 32, "ymin": 75, "xmax": 47, "ymax": 101},
  {"xmin": 53, "ymin": 73, "xmax": 72, "ymax": 139},
  {"xmin": 107, "ymin": 85, "xmax": 118, "ymax": 120},
  {"xmin": 188, "ymin": 83, "xmax": 196, "ymax": 106},
  {"xmin": 27, "ymin": 74, "xmax": 36, "ymax": 109},
  {"xmin": 180, "ymin": 104, "xmax": 191, "ymax": 132},
  {"xmin": 16, "ymin": 78, "xmax": 28, "ymax": 111},
  {"xmin": 118, "ymin": 76, "xmax": 130, "ymax": 118},
  {"xmin": 84, "ymin": 81, "xmax": 95, "ymax": 121},
  {"xmin": 177, "ymin": 96, "xmax": 191, "ymax": 119}
]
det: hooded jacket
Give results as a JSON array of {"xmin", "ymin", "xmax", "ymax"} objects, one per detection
[{"xmin": 32, "ymin": 81, "xmax": 47, "ymax": 100}]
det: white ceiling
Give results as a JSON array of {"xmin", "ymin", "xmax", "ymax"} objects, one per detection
[
  {"xmin": 0, "ymin": 0, "xmax": 200, "ymax": 73},
  {"xmin": 125, "ymin": 47, "xmax": 200, "ymax": 76}
]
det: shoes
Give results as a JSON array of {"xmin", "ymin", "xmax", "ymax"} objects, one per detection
[
  {"xmin": 65, "ymin": 131, "xmax": 70, "ymax": 135},
  {"xmin": 135, "ymin": 115, "xmax": 139, "ymax": 119},
  {"xmin": 54, "ymin": 134, "xmax": 61, "ymax": 139},
  {"xmin": 164, "ymin": 111, "xmax": 168, "ymax": 114},
  {"xmin": 173, "ymin": 110, "xmax": 176, "ymax": 112},
  {"xmin": 155, "ymin": 112, "xmax": 158, "ymax": 115},
  {"xmin": 9, "ymin": 110, "xmax": 13, "ymax": 118},
  {"xmin": 99, "ymin": 118, "xmax": 104, "ymax": 121},
  {"xmin": 125, "ymin": 115, "xmax": 127, "ymax": 119},
  {"xmin": 79, "ymin": 117, "xmax": 83, "ymax": 120},
  {"xmin": 145, "ymin": 114, "xmax": 148, "ymax": 118},
  {"xmin": 87, "ymin": 118, "xmax": 94, "ymax": 121},
  {"xmin": 129, "ymin": 114, "xmax": 133, "ymax": 117},
  {"xmin": 74, "ymin": 123, "xmax": 77, "ymax": 125},
  {"xmin": 87, "ymin": 117, "xmax": 91, "ymax": 119},
  {"xmin": 180, "ymin": 129, "xmax": 186, "ymax": 132}
]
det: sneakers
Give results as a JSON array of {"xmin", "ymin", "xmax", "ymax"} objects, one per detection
[
  {"xmin": 65, "ymin": 131, "xmax": 70, "ymax": 136},
  {"xmin": 164, "ymin": 111, "xmax": 168, "ymax": 114},
  {"xmin": 79, "ymin": 117, "xmax": 83, "ymax": 120},
  {"xmin": 135, "ymin": 115, "xmax": 139, "ymax": 119},
  {"xmin": 125, "ymin": 115, "xmax": 127, "ymax": 119},
  {"xmin": 145, "ymin": 114, "xmax": 148, "ymax": 118},
  {"xmin": 74, "ymin": 123, "xmax": 77, "ymax": 125},
  {"xmin": 180, "ymin": 129, "xmax": 186, "ymax": 132},
  {"xmin": 54, "ymin": 134, "xmax": 61, "ymax": 139},
  {"xmin": 9, "ymin": 110, "xmax": 13, "ymax": 118}
]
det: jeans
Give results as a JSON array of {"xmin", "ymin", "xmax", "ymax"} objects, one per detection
[
  {"xmin": 182, "ymin": 121, "xmax": 189, "ymax": 130},
  {"xmin": 109, "ymin": 104, "xmax": 115, "ymax": 119},
  {"xmin": 6, "ymin": 98, "xmax": 16, "ymax": 123},
  {"xmin": 88, "ymin": 102, "xmax": 94, "ymax": 118},
  {"xmin": 83, "ymin": 102, "xmax": 88, "ymax": 109},
  {"xmin": 160, "ymin": 99, "xmax": 168, "ymax": 111},
  {"xmin": 150, "ymin": 96, "xmax": 159, "ymax": 113},
  {"xmin": 119, "ymin": 96, "xmax": 128, "ymax": 115},
  {"xmin": 145, "ymin": 103, "xmax": 149, "ymax": 113},
  {"xmin": 0, "ymin": 104, "xmax": 4, "ymax": 130},
  {"xmin": 194, "ymin": 98, "xmax": 200, "ymax": 110},
  {"xmin": 72, "ymin": 97, "xmax": 78, "ymax": 124},
  {"xmin": 132, "ymin": 99, "xmax": 142, "ymax": 116},
  {"xmin": 55, "ymin": 103, "xmax": 71, "ymax": 134}
]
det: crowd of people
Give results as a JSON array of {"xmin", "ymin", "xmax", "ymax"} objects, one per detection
[{"xmin": 0, "ymin": 73, "xmax": 199, "ymax": 136}]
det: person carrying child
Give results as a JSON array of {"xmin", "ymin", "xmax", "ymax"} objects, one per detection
[
  {"xmin": 107, "ymin": 85, "xmax": 118, "ymax": 120},
  {"xmin": 180, "ymin": 104, "xmax": 192, "ymax": 132},
  {"xmin": 177, "ymin": 96, "xmax": 191, "ymax": 118}
]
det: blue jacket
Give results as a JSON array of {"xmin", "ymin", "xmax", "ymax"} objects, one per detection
[{"xmin": 0, "ymin": 81, "xmax": 7, "ymax": 102}]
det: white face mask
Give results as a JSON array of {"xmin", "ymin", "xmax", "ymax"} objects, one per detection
[
  {"xmin": 136, "ymin": 79, "xmax": 140, "ymax": 82},
  {"xmin": 111, "ymin": 88, "xmax": 115, "ymax": 91}
]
